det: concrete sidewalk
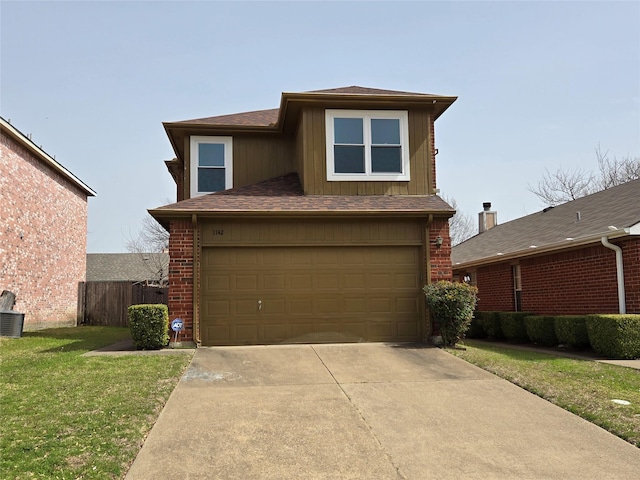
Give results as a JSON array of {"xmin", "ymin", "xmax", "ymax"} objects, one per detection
[{"xmin": 124, "ymin": 344, "xmax": 640, "ymax": 479}]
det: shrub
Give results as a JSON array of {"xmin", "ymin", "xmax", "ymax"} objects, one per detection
[
  {"xmin": 499, "ymin": 312, "xmax": 532, "ymax": 342},
  {"xmin": 524, "ymin": 316, "xmax": 558, "ymax": 346},
  {"xmin": 474, "ymin": 311, "xmax": 503, "ymax": 339},
  {"xmin": 423, "ymin": 281, "xmax": 478, "ymax": 347},
  {"xmin": 128, "ymin": 304, "xmax": 169, "ymax": 350},
  {"xmin": 465, "ymin": 315, "xmax": 486, "ymax": 339},
  {"xmin": 586, "ymin": 314, "xmax": 640, "ymax": 360},
  {"xmin": 554, "ymin": 315, "xmax": 590, "ymax": 348}
]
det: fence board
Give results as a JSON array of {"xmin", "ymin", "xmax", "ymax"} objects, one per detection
[{"xmin": 79, "ymin": 282, "xmax": 168, "ymax": 327}]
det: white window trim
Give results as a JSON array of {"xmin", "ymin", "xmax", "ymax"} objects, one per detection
[
  {"xmin": 325, "ymin": 109, "xmax": 410, "ymax": 182},
  {"xmin": 190, "ymin": 136, "xmax": 233, "ymax": 197}
]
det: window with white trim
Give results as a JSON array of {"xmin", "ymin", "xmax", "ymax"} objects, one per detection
[
  {"xmin": 325, "ymin": 109, "xmax": 410, "ymax": 181},
  {"xmin": 190, "ymin": 136, "xmax": 233, "ymax": 197}
]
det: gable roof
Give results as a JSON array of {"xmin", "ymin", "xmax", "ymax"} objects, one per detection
[
  {"xmin": 1, "ymin": 117, "xmax": 96, "ymax": 197},
  {"xmin": 452, "ymin": 179, "xmax": 640, "ymax": 268},
  {"xmin": 86, "ymin": 253, "xmax": 169, "ymax": 282},
  {"xmin": 150, "ymin": 172, "xmax": 454, "ymax": 225},
  {"xmin": 163, "ymin": 86, "xmax": 457, "ymax": 161}
]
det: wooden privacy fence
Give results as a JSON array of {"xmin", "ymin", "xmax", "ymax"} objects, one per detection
[{"xmin": 78, "ymin": 281, "xmax": 169, "ymax": 327}]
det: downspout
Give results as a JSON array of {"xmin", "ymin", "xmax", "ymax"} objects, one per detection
[{"xmin": 601, "ymin": 236, "xmax": 626, "ymax": 314}]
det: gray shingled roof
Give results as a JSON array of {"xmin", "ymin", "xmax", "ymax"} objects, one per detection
[
  {"xmin": 452, "ymin": 179, "xmax": 640, "ymax": 267},
  {"xmin": 86, "ymin": 253, "xmax": 169, "ymax": 282}
]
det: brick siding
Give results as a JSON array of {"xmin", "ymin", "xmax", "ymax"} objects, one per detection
[
  {"xmin": 469, "ymin": 238, "xmax": 639, "ymax": 315},
  {"xmin": 429, "ymin": 218, "xmax": 452, "ymax": 282},
  {"xmin": 1, "ymin": 131, "xmax": 88, "ymax": 329},
  {"xmin": 167, "ymin": 220, "xmax": 194, "ymax": 342}
]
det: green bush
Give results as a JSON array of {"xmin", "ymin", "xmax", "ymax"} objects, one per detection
[
  {"xmin": 474, "ymin": 311, "xmax": 503, "ymax": 339},
  {"xmin": 586, "ymin": 314, "xmax": 640, "ymax": 360},
  {"xmin": 554, "ymin": 315, "xmax": 590, "ymax": 348},
  {"xmin": 128, "ymin": 304, "xmax": 169, "ymax": 350},
  {"xmin": 465, "ymin": 315, "xmax": 486, "ymax": 339},
  {"xmin": 423, "ymin": 281, "xmax": 478, "ymax": 347},
  {"xmin": 524, "ymin": 316, "xmax": 558, "ymax": 346},
  {"xmin": 499, "ymin": 312, "xmax": 532, "ymax": 342}
]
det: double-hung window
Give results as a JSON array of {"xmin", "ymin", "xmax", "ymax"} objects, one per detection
[
  {"xmin": 190, "ymin": 136, "xmax": 233, "ymax": 197},
  {"xmin": 325, "ymin": 110, "xmax": 410, "ymax": 181}
]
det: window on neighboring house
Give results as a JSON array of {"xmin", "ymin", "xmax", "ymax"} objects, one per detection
[
  {"xmin": 325, "ymin": 110, "xmax": 410, "ymax": 181},
  {"xmin": 512, "ymin": 264, "xmax": 522, "ymax": 311},
  {"xmin": 190, "ymin": 136, "xmax": 233, "ymax": 197}
]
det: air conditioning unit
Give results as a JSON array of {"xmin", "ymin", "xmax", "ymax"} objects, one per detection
[{"xmin": 0, "ymin": 311, "xmax": 25, "ymax": 338}]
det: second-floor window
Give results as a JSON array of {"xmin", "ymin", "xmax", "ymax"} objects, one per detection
[
  {"xmin": 190, "ymin": 136, "xmax": 233, "ymax": 197},
  {"xmin": 325, "ymin": 109, "xmax": 410, "ymax": 181}
]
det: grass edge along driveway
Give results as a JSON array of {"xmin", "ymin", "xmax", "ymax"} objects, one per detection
[
  {"xmin": 0, "ymin": 326, "xmax": 193, "ymax": 480},
  {"xmin": 449, "ymin": 340, "xmax": 640, "ymax": 448}
]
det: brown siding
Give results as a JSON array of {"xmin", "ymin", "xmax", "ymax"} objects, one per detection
[
  {"xmin": 184, "ymin": 134, "xmax": 294, "ymax": 198},
  {"xmin": 201, "ymin": 218, "xmax": 424, "ymax": 246},
  {"xmin": 300, "ymin": 107, "xmax": 433, "ymax": 196},
  {"xmin": 1, "ymin": 131, "xmax": 89, "ymax": 330},
  {"xmin": 232, "ymin": 134, "xmax": 294, "ymax": 188}
]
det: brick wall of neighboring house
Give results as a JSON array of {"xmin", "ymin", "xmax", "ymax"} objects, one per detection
[
  {"xmin": 475, "ymin": 262, "xmax": 514, "ymax": 312},
  {"xmin": 167, "ymin": 220, "xmax": 194, "ymax": 342},
  {"xmin": 1, "ymin": 131, "xmax": 88, "ymax": 329},
  {"xmin": 470, "ymin": 238, "xmax": 639, "ymax": 315},
  {"xmin": 623, "ymin": 238, "xmax": 640, "ymax": 313}
]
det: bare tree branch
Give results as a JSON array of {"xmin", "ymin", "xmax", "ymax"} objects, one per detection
[
  {"xmin": 125, "ymin": 215, "xmax": 170, "ymax": 286},
  {"xmin": 528, "ymin": 146, "xmax": 639, "ymax": 207},
  {"xmin": 444, "ymin": 195, "xmax": 475, "ymax": 246}
]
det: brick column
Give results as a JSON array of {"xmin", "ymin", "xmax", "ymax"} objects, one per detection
[{"xmin": 168, "ymin": 220, "xmax": 194, "ymax": 342}]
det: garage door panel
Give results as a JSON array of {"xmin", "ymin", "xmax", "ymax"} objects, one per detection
[
  {"xmin": 396, "ymin": 297, "xmax": 419, "ymax": 314},
  {"xmin": 343, "ymin": 298, "xmax": 366, "ymax": 313},
  {"xmin": 317, "ymin": 274, "xmax": 339, "ymax": 290},
  {"xmin": 263, "ymin": 274, "xmax": 285, "ymax": 290},
  {"xmin": 368, "ymin": 273, "xmax": 393, "ymax": 289},
  {"xmin": 236, "ymin": 324, "xmax": 258, "ymax": 343},
  {"xmin": 201, "ymin": 246, "xmax": 422, "ymax": 345}
]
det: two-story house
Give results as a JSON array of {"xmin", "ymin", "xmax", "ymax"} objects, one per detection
[{"xmin": 150, "ymin": 86, "xmax": 457, "ymax": 346}]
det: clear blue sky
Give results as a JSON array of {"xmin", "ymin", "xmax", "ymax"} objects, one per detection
[{"xmin": 2, "ymin": 1, "xmax": 638, "ymax": 253}]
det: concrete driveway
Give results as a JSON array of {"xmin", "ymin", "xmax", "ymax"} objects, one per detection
[{"xmin": 125, "ymin": 344, "xmax": 640, "ymax": 479}]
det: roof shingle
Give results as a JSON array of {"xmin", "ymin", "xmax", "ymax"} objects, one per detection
[
  {"xmin": 452, "ymin": 179, "xmax": 640, "ymax": 266},
  {"xmin": 152, "ymin": 173, "xmax": 454, "ymax": 215}
]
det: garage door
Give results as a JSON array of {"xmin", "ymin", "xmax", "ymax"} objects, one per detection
[{"xmin": 200, "ymin": 246, "xmax": 422, "ymax": 345}]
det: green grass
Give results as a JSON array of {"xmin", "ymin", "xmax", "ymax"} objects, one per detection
[
  {"xmin": 450, "ymin": 340, "xmax": 640, "ymax": 447},
  {"xmin": 0, "ymin": 326, "xmax": 193, "ymax": 479}
]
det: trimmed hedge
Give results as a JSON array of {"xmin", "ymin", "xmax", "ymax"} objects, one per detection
[
  {"xmin": 499, "ymin": 312, "xmax": 532, "ymax": 342},
  {"xmin": 466, "ymin": 315, "xmax": 486, "ymax": 339},
  {"xmin": 586, "ymin": 314, "xmax": 640, "ymax": 360},
  {"xmin": 475, "ymin": 311, "xmax": 503, "ymax": 339},
  {"xmin": 524, "ymin": 316, "xmax": 558, "ymax": 346},
  {"xmin": 128, "ymin": 304, "xmax": 169, "ymax": 350},
  {"xmin": 554, "ymin": 315, "xmax": 590, "ymax": 348}
]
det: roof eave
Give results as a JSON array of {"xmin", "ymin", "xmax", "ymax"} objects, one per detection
[
  {"xmin": 1, "ymin": 118, "xmax": 96, "ymax": 197},
  {"xmin": 452, "ymin": 228, "xmax": 636, "ymax": 270}
]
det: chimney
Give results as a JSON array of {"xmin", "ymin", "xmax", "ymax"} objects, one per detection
[{"xmin": 479, "ymin": 202, "xmax": 498, "ymax": 233}]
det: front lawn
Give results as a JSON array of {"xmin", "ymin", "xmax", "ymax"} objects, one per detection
[
  {"xmin": 450, "ymin": 340, "xmax": 640, "ymax": 447},
  {"xmin": 0, "ymin": 326, "xmax": 193, "ymax": 479}
]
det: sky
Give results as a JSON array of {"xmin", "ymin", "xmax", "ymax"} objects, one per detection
[{"xmin": 2, "ymin": 0, "xmax": 638, "ymax": 253}]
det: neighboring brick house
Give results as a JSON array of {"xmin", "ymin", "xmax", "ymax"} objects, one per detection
[
  {"xmin": 1, "ymin": 117, "xmax": 95, "ymax": 329},
  {"xmin": 150, "ymin": 86, "xmax": 457, "ymax": 346},
  {"xmin": 452, "ymin": 179, "xmax": 640, "ymax": 315}
]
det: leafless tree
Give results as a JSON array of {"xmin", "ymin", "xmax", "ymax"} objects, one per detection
[
  {"xmin": 528, "ymin": 146, "xmax": 639, "ymax": 206},
  {"xmin": 444, "ymin": 195, "xmax": 475, "ymax": 246},
  {"xmin": 125, "ymin": 215, "xmax": 170, "ymax": 286}
]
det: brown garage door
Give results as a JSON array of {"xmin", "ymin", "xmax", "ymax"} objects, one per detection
[{"xmin": 200, "ymin": 246, "xmax": 422, "ymax": 345}]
